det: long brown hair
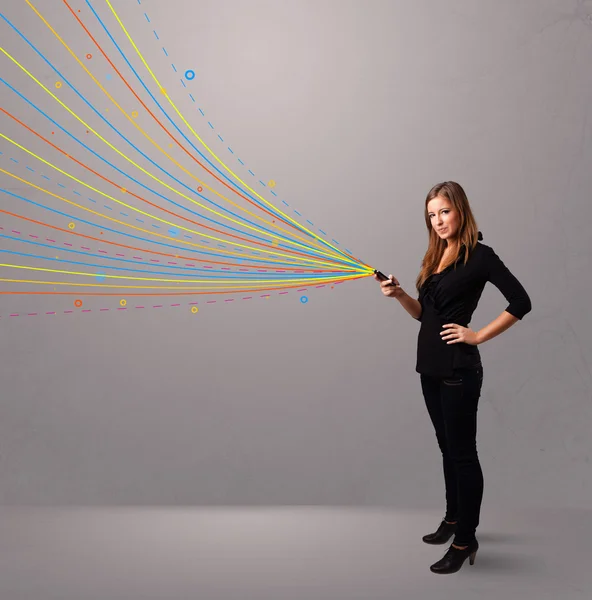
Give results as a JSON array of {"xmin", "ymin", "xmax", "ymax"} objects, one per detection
[{"xmin": 415, "ymin": 181, "xmax": 480, "ymax": 293}]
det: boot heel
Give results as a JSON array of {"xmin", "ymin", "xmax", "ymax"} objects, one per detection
[{"xmin": 469, "ymin": 550, "xmax": 477, "ymax": 566}]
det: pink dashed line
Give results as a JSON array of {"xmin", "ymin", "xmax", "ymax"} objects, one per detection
[
  {"xmin": 64, "ymin": 242, "xmax": 73, "ymax": 247},
  {"xmin": 47, "ymin": 238, "xmax": 56, "ymax": 243},
  {"xmin": 12, "ymin": 230, "xmax": 21, "ymax": 234}
]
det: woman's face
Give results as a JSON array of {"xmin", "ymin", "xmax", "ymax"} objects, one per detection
[{"xmin": 427, "ymin": 195, "xmax": 460, "ymax": 245}]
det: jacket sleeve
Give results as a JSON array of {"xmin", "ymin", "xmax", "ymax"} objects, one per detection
[{"xmin": 486, "ymin": 247, "xmax": 532, "ymax": 319}]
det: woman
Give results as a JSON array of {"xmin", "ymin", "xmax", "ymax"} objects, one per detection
[{"xmin": 374, "ymin": 181, "xmax": 531, "ymax": 575}]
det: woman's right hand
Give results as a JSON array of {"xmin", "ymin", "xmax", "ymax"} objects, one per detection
[{"xmin": 373, "ymin": 273, "xmax": 405, "ymax": 299}]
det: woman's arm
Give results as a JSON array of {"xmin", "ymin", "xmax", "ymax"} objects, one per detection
[
  {"xmin": 476, "ymin": 311, "xmax": 519, "ymax": 345},
  {"xmin": 397, "ymin": 290, "xmax": 422, "ymax": 320}
]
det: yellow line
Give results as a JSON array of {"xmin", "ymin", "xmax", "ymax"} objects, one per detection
[
  {"xmin": 0, "ymin": 265, "xmax": 363, "ymax": 286},
  {"xmin": 105, "ymin": 0, "xmax": 356, "ymax": 265},
  {"xmin": 24, "ymin": 0, "xmax": 341, "ymax": 262},
  {"xmin": 0, "ymin": 45, "xmax": 349, "ymax": 267},
  {"xmin": 0, "ymin": 164, "xmax": 360, "ymax": 271}
]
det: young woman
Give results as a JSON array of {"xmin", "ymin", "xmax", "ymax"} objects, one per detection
[{"xmin": 374, "ymin": 181, "xmax": 531, "ymax": 574}]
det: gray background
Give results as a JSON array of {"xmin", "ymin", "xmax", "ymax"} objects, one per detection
[{"xmin": 1, "ymin": 0, "xmax": 591, "ymax": 510}]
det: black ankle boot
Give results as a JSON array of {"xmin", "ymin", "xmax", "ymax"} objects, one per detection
[
  {"xmin": 429, "ymin": 539, "xmax": 479, "ymax": 574},
  {"xmin": 422, "ymin": 520, "xmax": 457, "ymax": 545}
]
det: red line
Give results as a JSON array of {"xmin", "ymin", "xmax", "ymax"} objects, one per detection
[
  {"xmin": 0, "ymin": 207, "xmax": 343, "ymax": 275},
  {"xmin": 0, "ymin": 275, "xmax": 368, "ymax": 296},
  {"xmin": 1, "ymin": 107, "xmax": 348, "ymax": 268},
  {"xmin": 62, "ymin": 0, "xmax": 353, "ymax": 260}
]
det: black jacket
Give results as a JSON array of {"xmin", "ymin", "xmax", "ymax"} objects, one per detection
[{"xmin": 415, "ymin": 232, "xmax": 531, "ymax": 377}]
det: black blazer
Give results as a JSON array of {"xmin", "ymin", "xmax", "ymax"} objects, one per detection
[{"xmin": 415, "ymin": 232, "xmax": 532, "ymax": 377}]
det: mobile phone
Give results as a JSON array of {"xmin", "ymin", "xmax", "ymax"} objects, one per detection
[{"xmin": 374, "ymin": 269, "xmax": 396, "ymax": 285}]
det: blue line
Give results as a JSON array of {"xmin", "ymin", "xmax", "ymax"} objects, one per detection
[
  {"xmin": 180, "ymin": 79, "xmax": 186, "ymax": 88},
  {"xmin": 144, "ymin": 12, "xmax": 150, "ymax": 23},
  {"xmin": 153, "ymin": 29, "xmax": 159, "ymax": 40},
  {"xmin": 238, "ymin": 158, "xmax": 244, "ymax": 165},
  {"xmin": 0, "ymin": 81, "xmax": 339, "ymax": 268},
  {"xmin": 0, "ymin": 188, "xmax": 319, "ymax": 270},
  {"xmin": 0, "ymin": 244, "xmax": 332, "ymax": 281},
  {"xmin": 198, "ymin": 107, "xmax": 205, "ymax": 116},
  {"xmin": 248, "ymin": 170, "xmax": 255, "ymax": 176},
  {"xmin": 162, "ymin": 47, "xmax": 168, "ymax": 57},
  {"xmin": 189, "ymin": 94, "xmax": 196, "ymax": 103},
  {"xmin": 171, "ymin": 63, "xmax": 177, "ymax": 73},
  {"xmin": 2, "ymin": 9, "xmax": 356, "ymax": 269},
  {"xmin": 217, "ymin": 134, "xmax": 223, "ymax": 142},
  {"xmin": 83, "ymin": 2, "xmax": 333, "ymax": 248}
]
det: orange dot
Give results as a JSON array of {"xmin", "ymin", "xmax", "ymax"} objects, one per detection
[
  {"xmin": 197, "ymin": 186, "xmax": 203, "ymax": 192},
  {"xmin": 86, "ymin": 53, "xmax": 92, "ymax": 60},
  {"xmin": 51, "ymin": 132, "xmax": 55, "ymax": 135},
  {"xmin": 121, "ymin": 188, "xmax": 126, "ymax": 193},
  {"xmin": 100, "ymin": 232, "xmax": 104, "ymax": 235},
  {"xmin": 74, "ymin": 299, "xmax": 83, "ymax": 307}
]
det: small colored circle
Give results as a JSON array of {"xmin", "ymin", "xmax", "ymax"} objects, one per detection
[
  {"xmin": 191, "ymin": 306, "xmax": 199, "ymax": 314},
  {"xmin": 74, "ymin": 299, "xmax": 83, "ymax": 308},
  {"xmin": 106, "ymin": 74, "xmax": 112, "ymax": 81},
  {"xmin": 131, "ymin": 110, "xmax": 139, "ymax": 118},
  {"xmin": 185, "ymin": 70, "xmax": 195, "ymax": 80},
  {"xmin": 120, "ymin": 299, "xmax": 127, "ymax": 306},
  {"xmin": 160, "ymin": 87, "xmax": 167, "ymax": 95},
  {"xmin": 68, "ymin": 222, "xmax": 75, "ymax": 230},
  {"xmin": 96, "ymin": 273, "xmax": 106, "ymax": 283},
  {"xmin": 300, "ymin": 296, "xmax": 308, "ymax": 304},
  {"xmin": 55, "ymin": 81, "xmax": 62, "ymax": 89},
  {"xmin": 268, "ymin": 180, "xmax": 276, "ymax": 188},
  {"xmin": 86, "ymin": 53, "xmax": 92, "ymax": 60},
  {"xmin": 121, "ymin": 188, "xmax": 126, "ymax": 193},
  {"xmin": 197, "ymin": 186, "xmax": 203, "ymax": 193}
]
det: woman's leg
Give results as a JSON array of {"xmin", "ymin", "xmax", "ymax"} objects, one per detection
[
  {"xmin": 420, "ymin": 373, "xmax": 459, "ymax": 524},
  {"xmin": 440, "ymin": 365, "xmax": 484, "ymax": 546}
]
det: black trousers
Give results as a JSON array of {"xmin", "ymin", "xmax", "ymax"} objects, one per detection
[{"xmin": 420, "ymin": 364, "xmax": 484, "ymax": 546}]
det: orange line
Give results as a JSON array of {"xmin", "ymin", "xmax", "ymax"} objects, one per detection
[
  {"xmin": 62, "ymin": 0, "xmax": 368, "ymax": 269},
  {"xmin": 0, "ymin": 274, "xmax": 368, "ymax": 296},
  {"xmin": 0, "ymin": 108, "xmax": 350, "ymax": 269},
  {"xmin": 62, "ymin": 2, "xmax": 310, "ymax": 243},
  {"xmin": 0, "ymin": 207, "xmax": 343, "ymax": 275}
]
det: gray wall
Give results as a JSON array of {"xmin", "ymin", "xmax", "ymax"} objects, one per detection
[{"xmin": 1, "ymin": 0, "xmax": 590, "ymax": 507}]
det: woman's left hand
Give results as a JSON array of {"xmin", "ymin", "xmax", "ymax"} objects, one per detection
[{"xmin": 441, "ymin": 323, "xmax": 480, "ymax": 346}]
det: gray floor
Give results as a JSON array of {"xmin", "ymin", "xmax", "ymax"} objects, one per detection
[{"xmin": 0, "ymin": 505, "xmax": 590, "ymax": 599}]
